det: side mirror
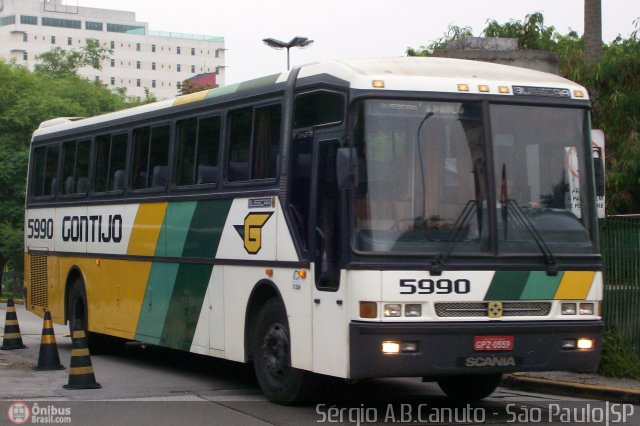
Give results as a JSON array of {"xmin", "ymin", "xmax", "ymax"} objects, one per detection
[
  {"xmin": 336, "ymin": 147, "xmax": 358, "ymax": 189},
  {"xmin": 593, "ymin": 147, "xmax": 604, "ymax": 197}
]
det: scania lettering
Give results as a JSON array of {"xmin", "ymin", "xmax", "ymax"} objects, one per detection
[{"xmin": 24, "ymin": 57, "xmax": 603, "ymax": 404}]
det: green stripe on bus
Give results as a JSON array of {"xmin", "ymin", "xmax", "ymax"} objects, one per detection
[
  {"xmin": 520, "ymin": 271, "xmax": 563, "ymax": 300},
  {"xmin": 181, "ymin": 199, "xmax": 231, "ymax": 258},
  {"xmin": 160, "ymin": 263, "xmax": 212, "ymax": 351},
  {"xmin": 163, "ymin": 201, "xmax": 198, "ymax": 257},
  {"xmin": 484, "ymin": 271, "xmax": 530, "ymax": 300},
  {"xmin": 135, "ymin": 263, "xmax": 180, "ymax": 344}
]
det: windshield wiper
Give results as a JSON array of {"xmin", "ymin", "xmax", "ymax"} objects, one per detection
[
  {"xmin": 505, "ymin": 199, "xmax": 558, "ymax": 275},
  {"xmin": 430, "ymin": 200, "xmax": 477, "ymax": 275},
  {"xmin": 500, "ymin": 164, "xmax": 557, "ymax": 275}
]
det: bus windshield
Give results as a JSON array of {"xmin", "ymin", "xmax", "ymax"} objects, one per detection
[{"xmin": 352, "ymin": 99, "xmax": 595, "ymax": 256}]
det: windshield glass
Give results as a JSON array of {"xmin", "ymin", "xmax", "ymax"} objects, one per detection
[
  {"xmin": 353, "ymin": 100, "xmax": 489, "ymax": 254},
  {"xmin": 491, "ymin": 104, "xmax": 594, "ymax": 254},
  {"xmin": 352, "ymin": 99, "xmax": 595, "ymax": 256}
]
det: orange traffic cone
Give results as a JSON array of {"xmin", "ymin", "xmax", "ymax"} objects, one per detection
[
  {"xmin": 1, "ymin": 298, "xmax": 26, "ymax": 350},
  {"xmin": 34, "ymin": 310, "xmax": 64, "ymax": 371},
  {"xmin": 63, "ymin": 326, "xmax": 101, "ymax": 389}
]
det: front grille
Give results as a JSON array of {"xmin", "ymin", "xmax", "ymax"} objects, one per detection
[
  {"xmin": 29, "ymin": 254, "xmax": 48, "ymax": 308},
  {"xmin": 435, "ymin": 301, "xmax": 551, "ymax": 317}
]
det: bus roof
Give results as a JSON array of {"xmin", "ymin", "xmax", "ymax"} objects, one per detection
[{"xmin": 32, "ymin": 57, "xmax": 588, "ymax": 140}]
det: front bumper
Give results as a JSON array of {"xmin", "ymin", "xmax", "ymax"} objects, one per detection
[{"xmin": 349, "ymin": 320, "xmax": 603, "ymax": 379}]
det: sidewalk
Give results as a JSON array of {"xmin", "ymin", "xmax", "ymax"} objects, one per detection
[{"xmin": 503, "ymin": 371, "xmax": 640, "ymax": 404}]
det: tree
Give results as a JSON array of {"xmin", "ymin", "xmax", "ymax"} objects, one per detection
[
  {"xmin": 0, "ymin": 56, "xmax": 145, "ymax": 294},
  {"xmin": 584, "ymin": 0, "xmax": 603, "ymax": 64},
  {"xmin": 34, "ymin": 39, "xmax": 112, "ymax": 75}
]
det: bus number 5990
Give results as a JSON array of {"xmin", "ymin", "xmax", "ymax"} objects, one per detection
[
  {"xmin": 399, "ymin": 278, "xmax": 470, "ymax": 295},
  {"xmin": 27, "ymin": 218, "xmax": 54, "ymax": 240}
]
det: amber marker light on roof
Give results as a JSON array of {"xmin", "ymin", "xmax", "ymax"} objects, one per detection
[
  {"xmin": 372, "ymin": 80, "xmax": 385, "ymax": 88},
  {"xmin": 457, "ymin": 84, "xmax": 469, "ymax": 92},
  {"xmin": 574, "ymin": 90, "xmax": 585, "ymax": 98},
  {"xmin": 498, "ymin": 86, "xmax": 510, "ymax": 94},
  {"xmin": 478, "ymin": 85, "xmax": 490, "ymax": 92}
]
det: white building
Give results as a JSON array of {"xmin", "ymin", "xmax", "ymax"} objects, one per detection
[{"xmin": 0, "ymin": 0, "xmax": 226, "ymax": 100}]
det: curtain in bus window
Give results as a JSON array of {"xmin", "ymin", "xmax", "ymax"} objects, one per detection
[
  {"xmin": 31, "ymin": 147, "xmax": 47, "ymax": 197},
  {"xmin": 176, "ymin": 118, "xmax": 198, "ymax": 186},
  {"xmin": 252, "ymin": 105, "xmax": 281, "ymax": 180},
  {"xmin": 196, "ymin": 116, "xmax": 220, "ymax": 184},
  {"xmin": 132, "ymin": 127, "xmax": 151, "ymax": 189},
  {"xmin": 227, "ymin": 108, "xmax": 252, "ymax": 182},
  {"xmin": 44, "ymin": 145, "xmax": 59, "ymax": 197}
]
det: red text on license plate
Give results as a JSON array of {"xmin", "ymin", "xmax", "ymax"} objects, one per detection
[{"xmin": 473, "ymin": 335, "xmax": 514, "ymax": 351}]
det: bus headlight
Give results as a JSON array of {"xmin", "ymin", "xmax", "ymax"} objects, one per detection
[
  {"xmin": 405, "ymin": 304, "xmax": 422, "ymax": 317},
  {"xmin": 384, "ymin": 304, "xmax": 402, "ymax": 317},
  {"xmin": 579, "ymin": 303, "xmax": 594, "ymax": 315},
  {"xmin": 561, "ymin": 303, "xmax": 577, "ymax": 315}
]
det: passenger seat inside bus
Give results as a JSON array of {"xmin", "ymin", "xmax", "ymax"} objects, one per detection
[
  {"xmin": 197, "ymin": 165, "xmax": 217, "ymax": 184},
  {"xmin": 152, "ymin": 165, "xmax": 169, "ymax": 188},
  {"xmin": 111, "ymin": 170, "xmax": 125, "ymax": 191},
  {"xmin": 76, "ymin": 177, "xmax": 89, "ymax": 193}
]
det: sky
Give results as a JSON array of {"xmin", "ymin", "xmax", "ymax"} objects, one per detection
[{"xmin": 74, "ymin": 0, "xmax": 639, "ymax": 84}]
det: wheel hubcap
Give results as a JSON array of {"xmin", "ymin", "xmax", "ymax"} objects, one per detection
[{"xmin": 262, "ymin": 322, "xmax": 290, "ymax": 380}]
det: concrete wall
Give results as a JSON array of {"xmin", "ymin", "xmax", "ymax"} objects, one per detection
[{"xmin": 432, "ymin": 37, "xmax": 560, "ymax": 75}]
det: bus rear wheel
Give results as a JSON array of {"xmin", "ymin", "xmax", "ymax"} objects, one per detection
[
  {"xmin": 67, "ymin": 276, "xmax": 117, "ymax": 354},
  {"xmin": 437, "ymin": 374, "xmax": 502, "ymax": 401},
  {"xmin": 252, "ymin": 299, "xmax": 313, "ymax": 404}
]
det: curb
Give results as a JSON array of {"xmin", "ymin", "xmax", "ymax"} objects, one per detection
[{"xmin": 502, "ymin": 373, "xmax": 640, "ymax": 404}]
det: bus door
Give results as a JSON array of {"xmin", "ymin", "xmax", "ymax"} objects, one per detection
[{"xmin": 310, "ymin": 131, "xmax": 349, "ymax": 377}]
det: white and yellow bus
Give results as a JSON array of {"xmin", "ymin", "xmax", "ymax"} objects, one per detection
[{"xmin": 25, "ymin": 57, "xmax": 603, "ymax": 403}]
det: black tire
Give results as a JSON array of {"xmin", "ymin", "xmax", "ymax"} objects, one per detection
[
  {"xmin": 437, "ymin": 373, "xmax": 502, "ymax": 401},
  {"xmin": 67, "ymin": 276, "xmax": 120, "ymax": 354},
  {"xmin": 252, "ymin": 299, "xmax": 314, "ymax": 404}
]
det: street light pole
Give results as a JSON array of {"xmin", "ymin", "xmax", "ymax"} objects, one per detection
[{"xmin": 262, "ymin": 36, "xmax": 314, "ymax": 70}]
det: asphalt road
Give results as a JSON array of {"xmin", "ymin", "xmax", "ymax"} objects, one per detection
[{"xmin": 1, "ymin": 303, "xmax": 638, "ymax": 425}]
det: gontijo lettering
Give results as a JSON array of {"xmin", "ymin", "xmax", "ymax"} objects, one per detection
[{"xmin": 61, "ymin": 214, "xmax": 123, "ymax": 243}]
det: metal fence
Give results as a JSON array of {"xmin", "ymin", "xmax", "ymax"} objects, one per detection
[{"xmin": 600, "ymin": 216, "xmax": 640, "ymax": 357}]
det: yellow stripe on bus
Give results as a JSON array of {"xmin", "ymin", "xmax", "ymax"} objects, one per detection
[
  {"xmin": 173, "ymin": 90, "xmax": 210, "ymax": 107},
  {"xmin": 554, "ymin": 271, "xmax": 595, "ymax": 300},
  {"xmin": 127, "ymin": 202, "xmax": 168, "ymax": 256}
]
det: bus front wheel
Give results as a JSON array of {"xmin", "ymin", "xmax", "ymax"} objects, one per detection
[
  {"xmin": 252, "ymin": 299, "xmax": 313, "ymax": 404},
  {"xmin": 436, "ymin": 373, "xmax": 502, "ymax": 401}
]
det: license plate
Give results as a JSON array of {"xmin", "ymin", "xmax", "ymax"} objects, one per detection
[{"xmin": 473, "ymin": 335, "xmax": 514, "ymax": 351}]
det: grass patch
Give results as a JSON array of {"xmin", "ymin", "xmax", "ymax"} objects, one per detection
[{"xmin": 598, "ymin": 329, "xmax": 640, "ymax": 380}]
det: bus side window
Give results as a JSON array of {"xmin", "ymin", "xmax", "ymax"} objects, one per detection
[
  {"xmin": 176, "ymin": 115, "xmax": 220, "ymax": 186},
  {"xmin": 227, "ymin": 104, "xmax": 281, "ymax": 182},
  {"xmin": 31, "ymin": 145, "xmax": 59, "ymax": 197},
  {"xmin": 94, "ymin": 133, "xmax": 127, "ymax": 193},
  {"xmin": 62, "ymin": 139, "xmax": 90, "ymax": 195},
  {"xmin": 131, "ymin": 124, "xmax": 170, "ymax": 190}
]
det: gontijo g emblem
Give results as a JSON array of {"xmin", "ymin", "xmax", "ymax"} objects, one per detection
[{"xmin": 234, "ymin": 212, "xmax": 273, "ymax": 254}]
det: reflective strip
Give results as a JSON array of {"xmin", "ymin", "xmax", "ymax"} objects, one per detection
[
  {"xmin": 72, "ymin": 330, "xmax": 86, "ymax": 339},
  {"xmin": 71, "ymin": 348, "xmax": 90, "ymax": 357},
  {"xmin": 4, "ymin": 320, "xmax": 18, "ymax": 326},
  {"xmin": 69, "ymin": 366, "xmax": 94, "ymax": 375},
  {"xmin": 40, "ymin": 335, "xmax": 57, "ymax": 345},
  {"xmin": 3, "ymin": 333, "xmax": 22, "ymax": 339}
]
